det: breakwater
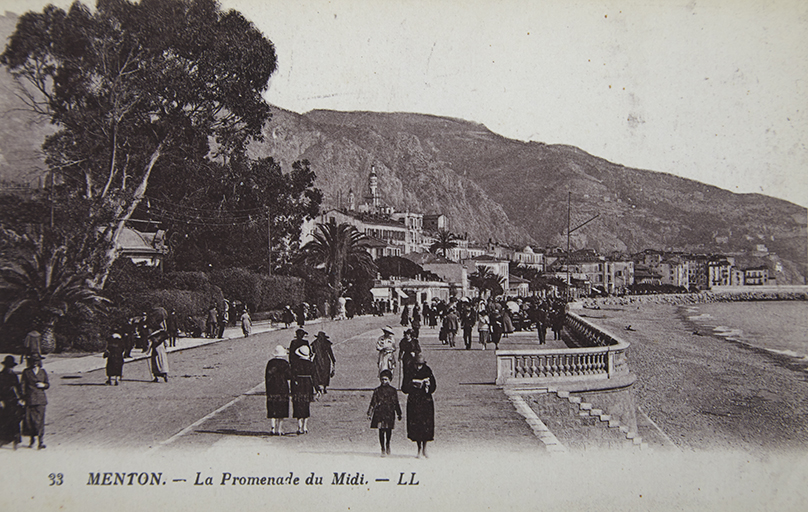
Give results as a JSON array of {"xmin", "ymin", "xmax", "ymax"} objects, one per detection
[{"xmin": 579, "ymin": 287, "xmax": 808, "ymax": 308}]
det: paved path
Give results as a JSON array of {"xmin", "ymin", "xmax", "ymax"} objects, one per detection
[{"xmin": 1, "ymin": 315, "xmax": 559, "ymax": 457}]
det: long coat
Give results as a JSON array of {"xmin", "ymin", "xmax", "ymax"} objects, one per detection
[
  {"xmin": 265, "ymin": 358, "xmax": 291, "ymax": 419},
  {"xmin": 402, "ymin": 363, "xmax": 436, "ymax": 442},
  {"xmin": 368, "ymin": 384, "xmax": 402, "ymax": 430},
  {"xmin": 104, "ymin": 335, "xmax": 125, "ymax": 377},
  {"xmin": 311, "ymin": 337, "xmax": 336, "ymax": 390},
  {"xmin": 149, "ymin": 331, "xmax": 169, "ymax": 378},
  {"xmin": 21, "ymin": 366, "xmax": 48, "ymax": 437},
  {"xmin": 0, "ymin": 367, "xmax": 22, "ymax": 445},
  {"xmin": 291, "ymin": 359, "xmax": 314, "ymax": 419}
]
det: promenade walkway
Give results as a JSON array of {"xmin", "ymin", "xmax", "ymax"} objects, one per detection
[{"xmin": 2, "ymin": 315, "xmax": 570, "ymax": 456}]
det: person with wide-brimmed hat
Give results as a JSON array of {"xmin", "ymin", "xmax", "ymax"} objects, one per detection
[
  {"xmin": 401, "ymin": 352, "xmax": 436, "ymax": 458},
  {"xmin": 291, "ymin": 345, "xmax": 315, "ymax": 434},
  {"xmin": 265, "ymin": 345, "xmax": 292, "ymax": 435},
  {"xmin": 0, "ymin": 355, "xmax": 23, "ymax": 449},
  {"xmin": 21, "ymin": 354, "xmax": 49, "ymax": 449},
  {"xmin": 376, "ymin": 326, "xmax": 397, "ymax": 378},
  {"xmin": 103, "ymin": 328, "xmax": 126, "ymax": 386},
  {"xmin": 289, "ymin": 328, "xmax": 310, "ymax": 375},
  {"xmin": 311, "ymin": 331, "xmax": 336, "ymax": 396}
]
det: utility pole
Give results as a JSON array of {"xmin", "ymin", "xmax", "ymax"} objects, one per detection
[{"xmin": 564, "ymin": 191, "xmax": 599, "ymax": 301}]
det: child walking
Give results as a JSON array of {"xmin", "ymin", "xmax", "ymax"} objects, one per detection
[{"xmin": 367, "ymin": 369, "xmax": 402, "ymax": 456}]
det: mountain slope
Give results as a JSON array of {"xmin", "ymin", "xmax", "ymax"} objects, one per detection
[{"xmin": 265, "ymin": 109, "xmax": 806, "ymax": 282}]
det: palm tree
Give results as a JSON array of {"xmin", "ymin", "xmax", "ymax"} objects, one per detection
[
  {"xmin": 429, "ymin": 229, "xmax": 458, "ymax": 258},
  {"xmin": 468, "ymin": 266, "xmax": 505, "ymax": 298},
  {"xmin": 298, "ymin": 222, "xmax": 376, "ymax": 306},
  {"xmin": 1, "ymin": 235, "xmax": 110, "ymax": 353}
]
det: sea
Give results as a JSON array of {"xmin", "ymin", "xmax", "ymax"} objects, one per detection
[{"xmin": 683, "ymin": 300, "xmax": 808, "ymax": 363}]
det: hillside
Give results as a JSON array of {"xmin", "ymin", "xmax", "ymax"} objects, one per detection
[
  {"xmin": 262, "ymin": 108, "xmax": 806, "ymax": 283},
  {"xmin": 1, "ymin": 12, "xmax": 804, "ymax": 283}
]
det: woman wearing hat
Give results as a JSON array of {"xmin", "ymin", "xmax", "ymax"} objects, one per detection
[
  {"xmin": 265, "ymin": 345, "xmax": 292, "ymax": 435},
  {"xmin": 402, "ymin": 353, "xmax": 436, "ymax": 458},
  {"xmin": 376, "ymin": 327, "xmax": 397, "ymax": 378},
  {"xmin": 21, "ymin": 354, "xmax": 49, "ymax": 449},
  {"xmin": 0, "ymin": 355, "xmax": 23, "ymax": 449},
  {"xmin": 311, "ymin": 331, "xmax": 336, "ymax": 396},
  {"xmin": 104, "ymin": 328, "xmax": 126, "ymax": 386},
  {"xmin": 291, "ymin": 345, "xmax": 315, "ymax": 434}
]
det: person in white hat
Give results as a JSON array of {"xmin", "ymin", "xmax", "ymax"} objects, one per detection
[
  {"xmin": 376, "ymin": 327, "xmax": 397, "ymax": 378},
  {"xmin": 265, "ymin": 345, "xmax": 291, "ymax": 435},
  {"xmin": 291, "ymin": 345, "xmax": 315, "ymax": 434}
]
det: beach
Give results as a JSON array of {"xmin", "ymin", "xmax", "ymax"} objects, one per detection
[{"xmin": 576, "ymin": 301, "xmax": 808, "ymax": 454}]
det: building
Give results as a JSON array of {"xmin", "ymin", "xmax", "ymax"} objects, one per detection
[
  {"xmin": 510, "ymin": 246, "xmax": 545, "ymax": 271},
  {"xmin": 507, "ymin": 274, "xmax": 531, "ymax": 297},
  {"xmin": 117, "ymin": 227, "xmax": 167, "ymax": 268},
  {"xmin": 708, "ymin": 258, "xmax": 733, "ymax": 288},
  {"xmin": 404, "ymin": 252, "xmax": 469, "ymax": 298},
  {"xmin": 742, "ymin": 265, "xmax": 770, "ymax": 285},
  {"xmin": 463, "ymin": 255, "xmax": 510, "ymax": 296}
]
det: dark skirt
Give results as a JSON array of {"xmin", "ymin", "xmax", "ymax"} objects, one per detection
[
  {"xmin": 291, "ymin": 375, "xmax": 313, "ymax": 419},
  {"xmin": 266, "ymin": 395, "xmax": 290, "ymax": 419},
  {"xmin": 406, "ymin": 395, "xmax": 434, "ymax": 442},
  {"xmin": 23, "ymin": 405, "xmax": 45, "ymax": 437},
  {"xmin": 0, "ymin": 401, "xmax": 22, "ymax": 444},
  {"xmin": 106, "ymin": 355, "xmax": 124, "ymax": 377}
]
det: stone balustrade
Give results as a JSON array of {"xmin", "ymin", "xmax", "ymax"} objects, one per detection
[{"xmin": 496, "ymin": 311, "xmax": 633, "ymax": 390}]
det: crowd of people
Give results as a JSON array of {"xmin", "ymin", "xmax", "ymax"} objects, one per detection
[
  {"xmin": 399, "ymin": 295, "xmax": 567, "ymax": 350},
  {"xmin": 2, "ymin": 292, "xmax": 566, "ymax": 457}
]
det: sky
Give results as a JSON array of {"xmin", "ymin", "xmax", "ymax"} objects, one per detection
[{"xmin": 4, "ymin": 0, "xmax": 808, "ymax": 208}]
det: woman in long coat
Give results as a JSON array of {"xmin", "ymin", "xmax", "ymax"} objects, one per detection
[
  {"xmin": 402, "ymin": 353, "xmax": 436, "ymax": 458},
  {"xmin": 311, "ymin": 331, "xmax": 336, "ymax": 395},
  {"xmin": 104, "ymin": 331, "xmax": 125, "ymax": 385},
  {"xmin": 291, "ymin": 345, "xmax": 315, "ymax": 434},
  {"xmin": 0, "ymin": 355, "xmax": 22, "ymax": 449},
  {"xmin": 265, "ymin": 345, "xmax": 292, "ymax": 435},
  {"xmin": 148, "ymin": 331, "xmax": 169, "ymax": 382},
  {"xmin": 21, "ymin": 354, "xmax": 48, "ymax": 449}
]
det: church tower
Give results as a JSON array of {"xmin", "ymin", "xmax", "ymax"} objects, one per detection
[{"xmin": 368, "ymin": 165, "xmax": 379, "ymax": 208}]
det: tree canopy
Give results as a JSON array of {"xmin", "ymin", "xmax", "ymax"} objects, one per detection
[{"xmin": 1, "ymin": 0, "xmax": 278, "ymax": 286}]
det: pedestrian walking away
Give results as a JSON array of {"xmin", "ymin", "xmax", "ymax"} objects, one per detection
[
  {"xmin": 401, "ymin": 353, "xmax": 436, "ymax": 458},
  {"xmin": 21, "ymin": 354, "xmax": 48, "ymax": 449},
  {"xmin": 291, "ymin": 345, "xmax": 315, "ymax": 434},
  {"xmin": 265, "ymin": 345, "xmax": 292, "ymax": 436},
  {"xmin": 311, "ymin": 331, "xmax": 336, "ymax": 396},
  {"xmin": 367, "ymin": 369, "xmax": 402, "ymax": 457},
  {"xmin": 104, "ymin": 330, "xmax": 126, "ymax": 385},
  {"xmin": 0, "ymin": 355, "xmax": 23, "ymax": 449},
  {"xmin": 376, "ymin": 326, "xmax": 397, "ymax": 378},
  {"xmin": 240, "ymin": 309, "xmax": 252, "ymax": 337},
  {"xmin": 166, "ymin": 309, "xmax": 179, "ymax": 347},
  {"xmin": 147, "ymin": 307, "xmax": 170, "ymax": 382},
  {"xmin": 23, "ymin": 330, "xmax": 42, "ymax": 359}
]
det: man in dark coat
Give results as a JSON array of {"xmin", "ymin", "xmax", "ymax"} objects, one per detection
[
  {"xmin": 461, "ymin": 305, "xmax": 477, "ymax": 350},
  {"xmin": 402, "ymin": 353, "xmax": 436, "ymax": 458},
  {"xmin": 265, "ymin": 345, "xmax": 292, "ymax": 435},
  {"xmin": 0, "ymin": 355, "xmax": 23, "ymax": 449},
  {"xmin": 166, "ymin": 309, "xmax": 179, "ymax": 347},
  {"xmin": 21, "ymin": 354, "xmax": 49, "ymax": 449},
  {"xmin": 443, "ymin": 308, "xmax": 460, "ymax": 348}
]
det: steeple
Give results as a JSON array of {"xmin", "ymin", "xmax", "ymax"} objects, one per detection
[{"xmin": 368, "ymin": 165, "xmax": 379, "ymax": 207}]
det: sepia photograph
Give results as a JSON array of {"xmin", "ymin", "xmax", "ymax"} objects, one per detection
[{"xmin": 0, "ymin": 0, "xmax": 806, "ymax": 510}]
